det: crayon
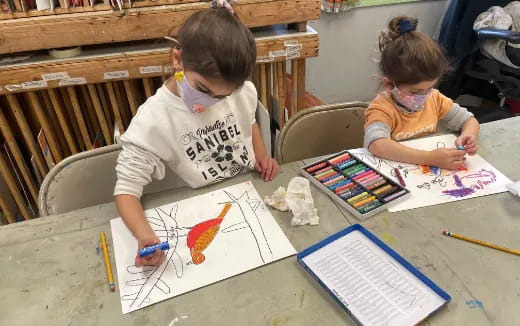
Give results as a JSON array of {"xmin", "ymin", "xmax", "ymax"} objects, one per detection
[
  {"xmin": 373, "ymin": 184, "xmax": 392, "ymax": 195},
  {"xmin": 366, "ymin": 179, "xmax": 387, "ymax": 191},
  {"xmin": 383, "ymin": 189, "xmax": 407, "ymax": 202},
  {"xmin": 340, "ymin": 187, "xmax": 363, "ymax": 199},
  {"xmin": 358, "ymin": 200, "xmax": 382, "ymax": 213},
  {"xmin": 337, "ymin": 159, "xmax": 357, "ymax": 170},
  {"xmin": 347, "ymin": 192, "xmax": 369, "ymax": 204},
  {"xmin": 306, "ymin": 162, "xmax": 327, "ymax": 173},
  {"xmin": 329, "ymin": 179, "xmax": 352, "ymax": 190},
  {"xmin": 313, "ymin": 165, "xmax": 333, "ymax": 176},
  {"xmin": 321, "ymin": 173, "xmax": 341, "ymax": 183},
  {"xmin": 329, "ymin": 153, "xmax": 350, "ymax": 164},
  {"xmin": 353, "ymin": 196, "xmax": 376, "ymax": 208}
]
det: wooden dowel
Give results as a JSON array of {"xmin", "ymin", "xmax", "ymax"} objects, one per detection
[
  {"xmin": 296, "ymin": 59, "xmax": 306, "ymax": 111},
  {"xmin": 47, "ymin": 88, "xmax": 79, "ymax": 154},
  {"xmin": 6, "ymin": 94, "xmax": 48, "ymax": 176},
  {"xmin": 260, "ymin": 64, "xmax": 268, "ymax": 108},
  {"xmin": 0, "ymin": 188, "xmax": 15, "ymax": 224},
  {"xmin": 0, "ymin": 151, "xmax": 31, "ymax": 221},
  {"xmin": 59, "ymin": 87, "xmax": 85, "ymax": 150},
  {"xmin": 291, "ymin": 60, "xmax": 299, "ymax": 118},
  {"xmin": 87, "ymin": 84, "xmax": 113, "ymax": 145},
  {"xmin": 96, "ymin": 84, "xmax": 114, "ymax": 136},
  {"xmin": 41, "ymin": 90, "xmax": 69, "ymax": 157},
  {"xmin": 26, "ymin": 92, "xmax": 63, "ymax": 163},
  {"xmin": 123, "ymin": 80, "xmax": 138, "ymax": 116},
  {"xmin": 67, "ymin": 87, "xmax": 93, "ymax": 149},
  {"xmin": 0, "ymin": 107, "xmax": 38, "ymax": 203},
  {"xmin": 106, "ymin": 82, "xmax": 125, "ymax": 134},
  {"xmin": 142, "ymin": 78, "xmax": 154, "ymax": 99},
  {"xmin": 265, "ymin": 63, "xmax": 273, "ymax": 116}
]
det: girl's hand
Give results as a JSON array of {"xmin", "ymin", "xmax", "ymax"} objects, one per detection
[
  {"xmin": 455, "ymin": 134, "xmax": 478, "ymax": 155},
  {"xmin": 255, "ymin": 157, "xmax": 280, "ymax": 181},
  {"xmin": 135, "ymin": 234, "xmax": 165, "ymax": 267},
  {"xmin": 429, "ymin": 148, "xmax": 467, "ymax": 170}
]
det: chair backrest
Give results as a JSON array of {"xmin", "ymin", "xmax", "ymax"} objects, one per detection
[
  {"xmin": 38, "ymin": 144, "xmax": 186, "ymax": 216},
  {"xmin": 276, "ymin": 102, "xmax": 368, "ymax": 164}
]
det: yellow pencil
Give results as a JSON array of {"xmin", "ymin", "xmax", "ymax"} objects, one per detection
[
  {"xmin": 442, "ymin": 230, "xmax": 520, "ymax": 256},
  {"xmin": 100, "ymin": 232, "xmax": 115, "ymax": 292}
]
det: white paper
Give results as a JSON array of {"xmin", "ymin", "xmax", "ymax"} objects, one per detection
[
  {"xmin": 302, "ymin": 230, "xmax": 446, "ymax": 326},
  {"xmin": 111, "ymin": 181, "xmax": 296, "ymax": 313},
  {"xmin": 350, "ymin": 134, "xmax": 512, "ymax": 212}
]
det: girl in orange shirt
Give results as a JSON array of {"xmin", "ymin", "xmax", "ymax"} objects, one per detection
[{"xmin": 364, "ymin": 16, "xmax": 480, "ymax": 170}]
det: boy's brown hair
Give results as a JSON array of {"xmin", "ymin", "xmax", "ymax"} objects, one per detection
[
  {"xmin": 176, "ymin": 7, "xmax": 256, "ymax": 86},
  {"xmin": 379, "ymin": 16, "xmax": 450, "ymax": 85}
]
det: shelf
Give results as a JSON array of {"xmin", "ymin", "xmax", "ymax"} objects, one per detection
[
  {"xmin": 0, "ymin": 0, "xmax": 320, "ymax": 54},
  {"xmin": 0, "ymin": 0, "xmax": 200, "ymax": 20},
  {"xmin": 0, "ymin": 25, "xmax": 319, "ymax": 93}
]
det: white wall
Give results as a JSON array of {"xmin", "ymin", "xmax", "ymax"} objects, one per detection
[{"xmin": 307, "ymin": 0, "xmax": 448, "ymax": 103}]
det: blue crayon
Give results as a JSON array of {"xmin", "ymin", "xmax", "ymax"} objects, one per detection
[
  {"xmin": 457, "ymin": 145, "xmax": 465, "ymax": 150},
  {"xmin": 339, "ymin": 187, "xmax": 363, "ymax": 200},
  {"xmin": 337, "ymin": 159, "xmax": 357, "ymax": 170},
  {"xmin": 329, "ymin": 179, "xmax": 352, "ymax": 190}
]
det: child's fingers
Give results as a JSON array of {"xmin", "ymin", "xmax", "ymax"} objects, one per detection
[
  {"xmin": 255, "ymin": 161, "xmax": 262, "ymax": 172},
  {"xmin": 143, "ymin": 251, "xmax": 162, "ymax": 266},
  {"xmin": 264, "ymin": 160, "xmax": 273, "ymax": 181},
  {"xmin": 270, "ymin": 162, "xmax": 280, "ymax": 180}
]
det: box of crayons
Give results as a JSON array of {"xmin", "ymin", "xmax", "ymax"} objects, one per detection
[{"xmin": 301, "ymin": 151, "xmax": 411, "ymax": 219}]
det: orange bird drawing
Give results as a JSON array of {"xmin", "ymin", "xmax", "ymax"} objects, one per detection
[{"xmin": 186, "ymin": 203, "xmax": 232, "ymax": 265}]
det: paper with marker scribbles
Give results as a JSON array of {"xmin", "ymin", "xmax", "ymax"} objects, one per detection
[
  {"xmin": 301, "ymin": 230, "xmax": 446, "ymax": 326},
  {"xmin": 350, "ymin": 134, "xmax": 511, "ymax": 212},
  {"xmin": 110, "ymin": 181, "xmax": 296, "ymax": 313}
]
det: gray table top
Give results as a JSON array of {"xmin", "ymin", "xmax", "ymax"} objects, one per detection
[{"xmin": 1, "ymin": 117, "xmax": 519, "ymax": 326}]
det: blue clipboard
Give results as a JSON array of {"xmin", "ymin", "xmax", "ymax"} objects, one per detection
[{"xmin": 297, "ymin": 224, "xmax": 451, "ymax": 325}]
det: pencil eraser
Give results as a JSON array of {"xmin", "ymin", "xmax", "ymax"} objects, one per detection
[
  {"xmin": 109, "ymin": 284, "xmax": 115, "ymax": 292},
  {"xmin": 441, "ymin": 230, "xmax": 447, "ymax": 235}
]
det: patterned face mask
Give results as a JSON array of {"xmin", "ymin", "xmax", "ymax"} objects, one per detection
[
  {"xmin": 175, "ymin": 71, "xmax": 222, "ymax": 113},
  {"xmin": 390, "ymin": 86, "xmax": 432, "ymax": 113}
]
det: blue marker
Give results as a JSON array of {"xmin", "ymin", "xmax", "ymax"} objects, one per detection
[
  {"xmin": 138, "ymin": 240, "xmax": 175, "ymax": 257},
  {"xmin": 457, "ymin": 145, "xmax": 465, "ymax": 150}
]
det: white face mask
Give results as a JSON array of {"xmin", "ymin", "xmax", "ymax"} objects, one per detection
[
  {"xmin": 175, "ymin": 71, "xmax": 223, "ymax": 113},
  {"xmin": 390, "ymin": 86, "xmax": 432, "ymax": 113}
]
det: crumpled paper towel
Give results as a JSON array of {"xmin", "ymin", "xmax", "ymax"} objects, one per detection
[
  {"xmin": 265, "ymin": 177, "xmax": 320, "ymax": 226},
  {"xmin": 264, "ymin": 186, "xmax": 289, "ymax": 211},
  {"xmin": 506, "ymin": 181, "xmax": 520, "ymax": 197}
]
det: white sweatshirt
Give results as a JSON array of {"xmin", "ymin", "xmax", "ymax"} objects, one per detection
[{"xmin": 114, "ymin": 81, "xmax": 258, "ymax": 198}]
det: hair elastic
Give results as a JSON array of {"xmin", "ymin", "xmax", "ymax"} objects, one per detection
[
  {"xmin": 398, "ymin": 20, "xmax": 416, "ymax": 35},
  {"xmin": 211, "ymin": 0, "xmax": 235, "ymax": 14}
]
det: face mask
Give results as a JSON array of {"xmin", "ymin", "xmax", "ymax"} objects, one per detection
[
  {"xmin": 390, "ymin": 86, "xmax": 431, "ymax": 113},
  {"xmin": 175, "ymin": 71, "xmax": 222, "ymax": 113}
]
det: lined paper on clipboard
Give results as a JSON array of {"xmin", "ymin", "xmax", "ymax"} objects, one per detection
[{"xmin": 298, "ymin": 225, "xmax": 449, "ymax": 326}]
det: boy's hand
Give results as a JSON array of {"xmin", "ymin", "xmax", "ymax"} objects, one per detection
[
  {"xmin": 255, "ymin": 156, "xmax": 280, "ymax": 181},
  {"xmin": 135, "ymin": 234, "xmax": 165, "ymax": 267},
  {"xmin": 429, "ymin": 148, "xmax": 467, "ymax": 170},
  {"xmin": 455, "ymin": 134, "xmax": 478, "ymax": 155}
]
